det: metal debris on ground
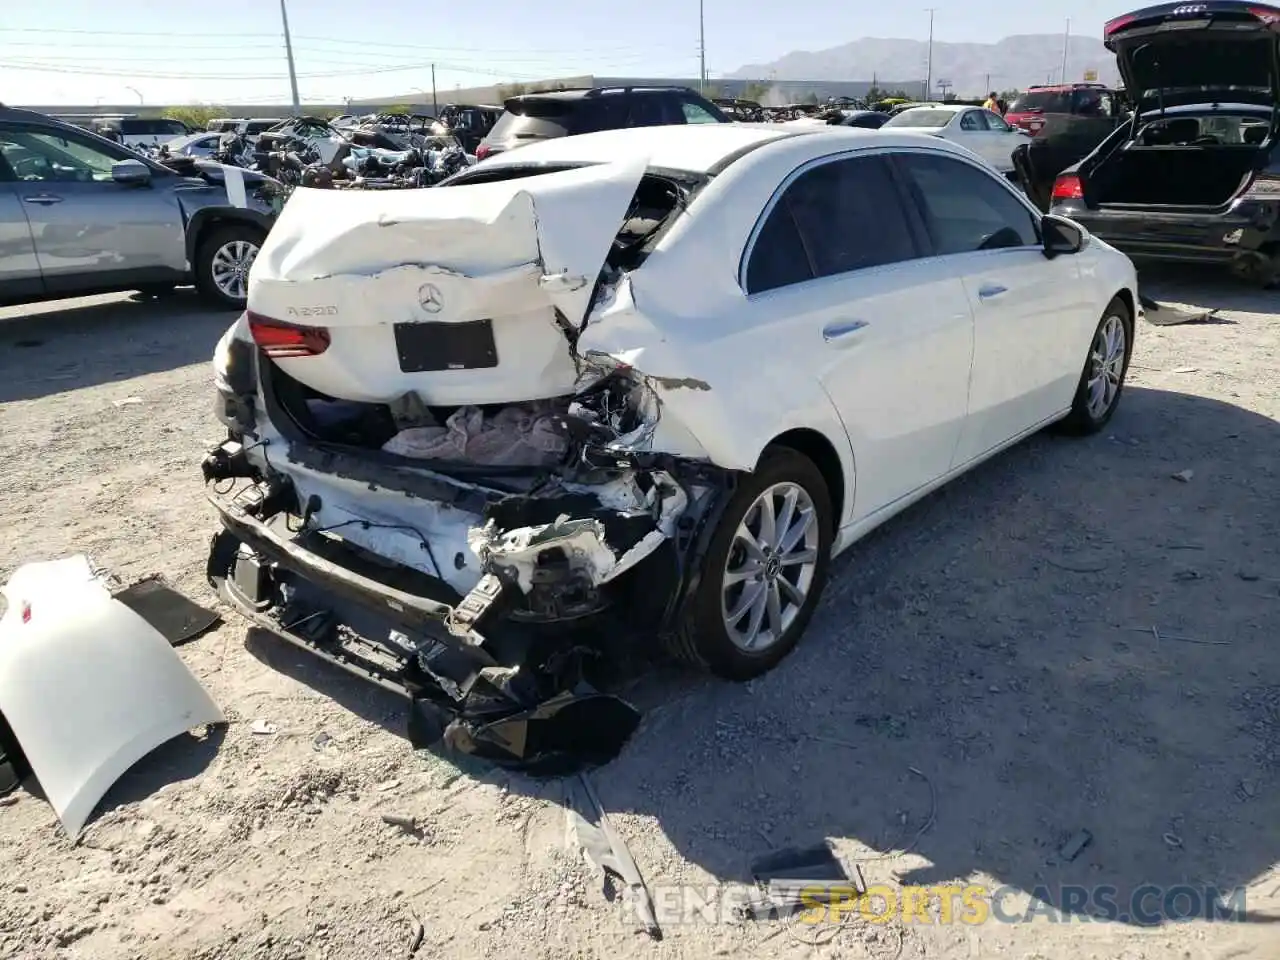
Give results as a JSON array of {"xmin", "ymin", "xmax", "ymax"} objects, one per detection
[
  {"xmin": 1163, "ymin": 832, "xmax": 1184, "ymax": 849},
  {"xmin": 1171, "ymin": 469, "xmax": 1195, "ymax": 482},
  {"xmin": 113, "ymin": 576, "xmax": 221, "ymax": 647},
  {"xmin": 565, "ymin": 772, "xmax": 661, "ymax": 940},
  {"xmin": 1139, "ymin": 294, "xmax": 1223, "ymax": 327},
  {"xmin": 250, "ymin": 719, "xmax": 277, "ymax": 735},
  {"xmin": 738, "ymin": 841, "xmax": 864, "ymax": 921},
  {"xmin": 407, "ymin": 917, "xmax": 425, "ymax": 956},
  {"xmin": 1057, "ymin": 829, "xmax": 1093, "ymax": 863}
]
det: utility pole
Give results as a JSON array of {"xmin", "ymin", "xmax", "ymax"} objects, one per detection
[
  {"xmin": 924, "ymin": 8, "xmax": 935, "ymax": 102},
  {"xmin": 1060, "ymin": 18, "xmax": 1071, "ymax": 84},
  {"xmin": 698, "ymin": 0, "xmax": 706, "ymax": 93},
  {"xmin": 984, "ymin": 73, "xmax": 990, "ymax": 94},
  {"xmin": 431, "ymin": 64, "xmax": 438, "ymax": 115},
  {"xmin": 279, "ymin": 0, "xmax": 301, "ymax": 115}
]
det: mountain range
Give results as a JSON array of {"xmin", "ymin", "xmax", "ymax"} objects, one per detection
[{"xmin": 729, "ymin": 35, "xmax": 1123, "ymax": 95}]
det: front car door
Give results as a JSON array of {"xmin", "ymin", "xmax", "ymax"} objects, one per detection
[
  {"xmin": 0, "ymin": 147, "xmax": 44, "ymax": 303},
  {"xmin": 0, "ymin": 122, "xmax": 187, "ymax": 294},
  {"xmin": 893, "ymin": 150, "xmax": 1091, "ymax": 465},
  {"xmin": 741, "ymin": 151, "xmax": 975, "ymax": 522}
]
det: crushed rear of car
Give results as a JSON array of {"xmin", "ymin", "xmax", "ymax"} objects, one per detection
[
  {"xmin": 202, "ymin": 156, "xmax": 746, "ymax": 773},
  {"xmin": 1048, "ymin": 1, "xmax": 1280, "ymax": 285}
]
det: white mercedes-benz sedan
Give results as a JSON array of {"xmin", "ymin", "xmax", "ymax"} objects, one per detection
[{"xmin": 204, "ymin": 122, "xmax": 1138, "ymax": 764}]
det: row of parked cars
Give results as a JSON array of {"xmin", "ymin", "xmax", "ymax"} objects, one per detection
[{"xmin": 3, "ymin": 1, "xmax": 1278, "ymax": 316}]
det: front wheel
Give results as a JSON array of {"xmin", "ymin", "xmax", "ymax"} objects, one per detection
[
  {"xmin": 1057, "ymin": 296, "xmax": 1134, "ymax": 435},
  {"xmin": 195, "ymin": 224, "xmax": 264, "ymax": 309},
  {"xmin": 669, "ymin": 446, "xmax": 834, "ymax": 681}
]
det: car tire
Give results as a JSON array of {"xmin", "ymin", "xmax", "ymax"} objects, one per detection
[
  {"xmin": 195, "ymin": 224, "xmax": 264, "ymax": 309},
  {"xmin": 668, "ymin": 446, "xmax": 834, "ymax": 681},
  {"xmin": 1057, "ymin": 296, "xmax": 1134, "ymax": 435}
]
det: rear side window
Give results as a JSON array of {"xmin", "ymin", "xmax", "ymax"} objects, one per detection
[
  {"xmin": 121, "ymin": 119, "xmax": 188, "ymax": 136},
  {"xmin": 746, "ymin": 155, "xmax": 919, "ymax": 293},
  {"xmin": 487, "ymin": 100, "xmax": 575, "ymax": 141},
  {"xmin": 894, "ymin": 153, "xmax": 1039, "ymax": 255},
  {"xmin": 681, "ymin": 98, "xmax": 723, "ymax": 124},
  {"xmin": 570, "ymin": 97, "xmax": 629, "ymax": 133},
  {"xmin": 960, "ymin": 111, "xmax": 987, "ymax": 131}
]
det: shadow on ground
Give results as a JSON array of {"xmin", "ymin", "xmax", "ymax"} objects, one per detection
[
  {"xmin": 0, "ymin": 291, "xmax": 235, "ymax": 403},
  {"xmin": 238, "ymin": 385, "xmax": 1280, "ymax": 928}
]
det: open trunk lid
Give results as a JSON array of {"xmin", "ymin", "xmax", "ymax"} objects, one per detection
[
  {"xmin": 1105, "ymin": 2, "xmax": 1280, "ymax": 111},
  {"xmin": 247, "ymin": 156, "xmax": 648, "ymax": 406}
]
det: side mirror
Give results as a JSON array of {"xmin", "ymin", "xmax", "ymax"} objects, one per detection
[
  {"xmin": 1042, "ymin": 213, "xmax": 1084, "ymax": 258},
  {"xmin": 111, "ymin": 159, "xmax": 151, "ymax": 186}
]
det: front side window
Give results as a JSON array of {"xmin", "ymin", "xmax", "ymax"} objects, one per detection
[
  {"xmin": 894, "ymin": 152, "xmax": 1039, "ymax": 255},
  {"xmin": 984, "ymin": 111, "xmax": 1013, "ymax": 132},
  {"xmin": 0, "ymin": 125, "xmax": 126, "ymax": 182},
  {"xmin": 746, "ymin": 154, "xmax": 919, "ymax": 293}
]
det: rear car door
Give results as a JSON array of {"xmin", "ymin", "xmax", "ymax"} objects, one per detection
[
  {"xmin": 0, "ymin": 146, "xmax": 45, "ymax": 302},
  {"xmin": 893, "ymin": 150, "xmax": 1089, "ymax": 464},
  {"xmin": 0, "ymin": 121, "xmax": 186, "ymax": 293},
  {"xmin": 741, "ymin": 151, "xmax": 975, "ymax": 521}
]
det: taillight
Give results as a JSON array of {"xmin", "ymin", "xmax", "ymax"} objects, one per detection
[
  {"xmin": 1248, "ymin": 6, "xmax": 1280, "ymax": 25},
  {"xmin": 1104, "ymin": 13, "xmax": 1138, "ymax": 35},
  {"xmin": 1051, "ymin": 174, "xmax": 1084, "ymax": 201},
  {"xmin": 247, "ymin": 311, "xmax": 331, "ymax": 358},
  {"xmin": 475, "ymin": 144, "xmax": 491, "ymax": 161}
]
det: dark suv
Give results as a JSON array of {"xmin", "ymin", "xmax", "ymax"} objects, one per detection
[
  {"xmin": 1005, "ymin": 83, "xmax": 1122, "ymax": 136},
  {"xmin": 474, "ymin": 86, "xmax": 729, "ymax": 160},
  {"xmin": 0, "ymin": 105, "xmax": 278, "ymax": 309}
]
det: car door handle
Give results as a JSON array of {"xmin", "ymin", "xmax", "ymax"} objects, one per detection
[
  {"xmin": 822, "ymin": 319, "xmax": 869, "ymax": 342},
  {"xmin": 23, "ymin": 194, "xmax": 63, "ymax": 205},
  {"xmin": 977, "ymin": 284, "xmax": 1007, "ymax": 299}
]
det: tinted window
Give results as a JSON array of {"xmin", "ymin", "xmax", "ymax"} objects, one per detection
[
  {"xmin": 487, "ymin": 100, "xmax": 574, "ymax": 140},
  {"xmin": 895, "ymin": 152, "xmax": 1038, "ymax": 255},
  {"xmin": 746, "ymin": 201, "xmax": 811, "ymax": 293},
  {"xmin": 1071, "ymin": 89, "xmax": 1113, "ymax": 117},
  {"xmin": 746, "ymin": 155, "xmax": 918, "ymax": 293},
  {"xmin": 960, "ymin": 111, "xmax": 986, "ymax": 131},
  {"xmin": 1008, "ymin": 90, "xmax": 1071, "ymax": 113},
  {"xmin": 571, "ymin": 97, "xmax": 629, "ymax": 133},
  {"xmin": 628, "ymin": 94, "xmax": 671, "ymax": 127},
  {"xmin": 121, "ymin": 119, "xmax": 188, "ymax": 136},
  {"xmin": 681, "ymin": 98, "xmax": 722, "ymax": 123}
]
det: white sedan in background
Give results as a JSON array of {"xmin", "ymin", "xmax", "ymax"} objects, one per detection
[
  {"xmin": 210, "ymin": 123, "xmax": 1137, "ymax": 696},
  {"xmin": 882, "ymin": 104, "xmax": 1030, "ymax": 174}
]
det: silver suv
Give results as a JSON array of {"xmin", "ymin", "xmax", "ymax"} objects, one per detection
[{"xmin": 0, "ymin": 106, "xmax": 278, "ymax": 309}]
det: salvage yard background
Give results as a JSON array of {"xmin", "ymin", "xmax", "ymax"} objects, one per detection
[{"xmin": 1, "ymin": 270, "xmax": 1279, "ymax": 959}]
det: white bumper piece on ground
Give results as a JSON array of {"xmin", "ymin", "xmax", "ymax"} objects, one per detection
[{"xmin": 0, "ymin": 556, "xmax": 224, "ymax": 840}]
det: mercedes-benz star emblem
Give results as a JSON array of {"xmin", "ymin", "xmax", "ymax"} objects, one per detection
[{"xmin": 418, "ymin": 283, "xmax": 443, "ymax": 314}]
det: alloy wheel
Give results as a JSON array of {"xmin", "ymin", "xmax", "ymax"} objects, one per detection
[
  {"xmin": 210, "ymin": 240, "xmax": 260, "ymax": 301},
  {"xmin": 720, "ymin": 481, "xmax": 822, "ymax": 652},
  {"xmin": 1086, "ymin": 313, "xmax": 1126, "ymax": 420}
]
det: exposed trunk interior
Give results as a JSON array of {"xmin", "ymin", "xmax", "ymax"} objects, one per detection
[{"xmin": 1092, "ymin": 145, "xmax": 1263, "ymax": 207}]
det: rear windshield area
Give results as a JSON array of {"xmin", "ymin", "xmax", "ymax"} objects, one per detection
[{"xmin": 488, "ymin": 99, "xmax": 578, "ymax": 141}]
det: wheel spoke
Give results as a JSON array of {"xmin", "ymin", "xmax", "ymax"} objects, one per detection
[
  {"xmin": 779, "ymin": 507, "xmax": 815, "ymax": 554},
  {"xmin": 765, "ymin": 582, "xmax": 783, "ymax": 639},
  {"xmin": 756, "ymin": 493, "xmax": 778, "ymax": 553},
  {"xmin": 780, "ymin": 548, "xmax": 818, "ymax": 567},
  {"xmin": 743, "ymin": 582, "xmax": 769, "ymax": 647},
  {"xmin": 773, "ymin": 487, "xmax": 798, "ymax": 551},
  {"xmin": 734, "ymin": 523, "xmax": 766, "ymax": 562},
  {"xmin": 727, "ymin": 580, "xmax": 766, "ymax": 623},
  {"xmin": 777, "ymin": 574, "xmax": 807, "ymax": 608},
  {"xmin": 724, "ymin": 561, "xmax": 763, "ymax": 586}
]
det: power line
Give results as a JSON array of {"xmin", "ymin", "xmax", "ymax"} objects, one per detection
[{"xmin": 0, "ymin": 58, "xmax": 572, "ymax": 82}]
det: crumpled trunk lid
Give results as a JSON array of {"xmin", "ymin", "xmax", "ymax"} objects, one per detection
[
  {"xmin": 1106, "ymin": 2, "xmax": 1280, "ymax": 111},
  {"xmin": 247, "ymin": 156, "xmax": 648, "ymax": 406}
]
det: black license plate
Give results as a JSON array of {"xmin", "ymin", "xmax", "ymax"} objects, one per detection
[{"xmin": 394, "ymin": 319, "xmax": 498, "ymax": 373}]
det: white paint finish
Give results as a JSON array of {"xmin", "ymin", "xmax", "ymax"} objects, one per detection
[
  {"xmin": 748, "ymin": 260, "xmax": 975, "ymax": 520},
  {"xmin": 234, "ymin": 124, "xmax": 1139, "ymax": 546},
  {"xmin": 248, "ymin": 156, "xmax": 647, "ymax": 405},
  {"xmin": 222, "ymin": 164, "xmax": 248, "ymax": 209},
  {"xmin": 0, "ymin": 557, "xmax": 224, "ymax": 840},
  {"xmin": 882, "ymin": 106, "xmax": 1029, "ymax": 173}
]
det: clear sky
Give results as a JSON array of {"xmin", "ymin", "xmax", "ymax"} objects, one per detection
[{"xmin": 1, "ymin": 0, "xmax": 1125, "ymax": 105}]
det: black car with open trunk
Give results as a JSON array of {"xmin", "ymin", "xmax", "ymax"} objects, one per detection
[{"xmin": 1049, "ymin": 1, "xmax": 1280, "ymax": 285}]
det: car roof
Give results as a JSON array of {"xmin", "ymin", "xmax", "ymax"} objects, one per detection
[
  {"xmin": 474, "ymin": 122, "xmax": 980, "ymax": 175},
  {"xmin": 509, "ymin": 86, "xmax": 695, "ymax": 102}
]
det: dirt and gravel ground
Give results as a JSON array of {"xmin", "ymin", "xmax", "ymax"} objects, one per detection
[{"xmin": 1, "ymin": 271, "xmax": 1278, "ymax": 960}]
